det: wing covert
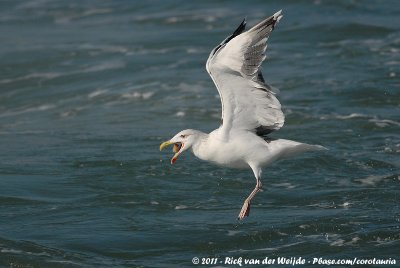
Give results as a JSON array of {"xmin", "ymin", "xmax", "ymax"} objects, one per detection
[{"xmin": 206, "ymin": 10, "xmax": 284, "ymax": 139}]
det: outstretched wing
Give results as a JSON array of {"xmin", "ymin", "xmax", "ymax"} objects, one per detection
[{"xmin": 206, "ymin": 10, "xmax": 284, "ymax": 139}]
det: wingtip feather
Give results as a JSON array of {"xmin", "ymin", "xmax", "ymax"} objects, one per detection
[{"xmin": 274, "ymin": 10, "xmax": 283, "ymax": 23}]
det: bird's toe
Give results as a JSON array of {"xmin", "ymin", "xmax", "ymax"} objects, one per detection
[{"xmin": 238, "ymin": 201, "xmax": 251, "ymax": 220}]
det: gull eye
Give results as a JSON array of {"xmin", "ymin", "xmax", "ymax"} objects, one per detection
[{"xmin": 180, "ymin": 134, "xmax": 186, "ymax": 138}]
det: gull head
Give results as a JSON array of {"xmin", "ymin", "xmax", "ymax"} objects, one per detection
[{"xmin": 159, "ymin": 129, "xmax": 199, "ymax": 164}]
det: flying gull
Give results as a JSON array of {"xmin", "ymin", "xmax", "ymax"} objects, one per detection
[{"xmin": 160, "ymin": 10, "xmax": 326, "ymax": 220}]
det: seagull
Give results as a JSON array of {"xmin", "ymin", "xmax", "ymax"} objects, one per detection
[{"xmin": 160, "ymin": 10, "xmax": 326, "ymax": 220}]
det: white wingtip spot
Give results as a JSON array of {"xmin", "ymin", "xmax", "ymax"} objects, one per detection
[
  {"xmin": 274, "ymin": 10, "xmax": 282, "ymax": 18},
  {"xmin": 274, "ymin": 10, "xmax": 283, "ymax": 23}
]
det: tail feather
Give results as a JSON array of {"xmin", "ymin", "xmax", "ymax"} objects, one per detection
[
  {"xmin": 303, "ymin": 144, "xmax": 328, "ymax": 151},
  {"xmin": 279, "ymin": 142, "xmax": 327, "ymax": 159}
]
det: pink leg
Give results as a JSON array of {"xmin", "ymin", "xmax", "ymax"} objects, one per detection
[{"xmin": 238, "ymin": 179, "xmax": 262, "ymax": 220}]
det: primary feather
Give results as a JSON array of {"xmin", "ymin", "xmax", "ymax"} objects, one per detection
[{"xmin": 206, "ymin": 10, "xmax": 284, "ymax": 140}]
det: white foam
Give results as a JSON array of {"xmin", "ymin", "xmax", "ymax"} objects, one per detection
[
  {"xmin": 88, "ymin": 89, "xmax": 108, "ymax": 98},
  {"xmin": 82, "ymin": 61, "xmax": 125, "ymax": 73},
  {"xmin": 327, "ymin": 114, "xmax": 400, "ymax": 128},
  {"xmin": 204, "ymin": 15, "xmax": 216, "ymax": 23},
  {"xmin": 121, "ymin": 91, "xmax": 154, "ymax": 100},
  {"xmin": 166, "ymin": 17, "xmax": 179, "ymax": 23},
  {"xmin": 0, "ymin": 104, "xmax": 56, "ymax": 118},
  {"xmin": 82, "ymin": 8, "xmax": 113, "ymax": 17},
  {"xmin": 47, "ymin": 260, "xmax": 82, "ymax": 266},
  {"xmin": 330, "ymin": 239, "xmax": 345, "ymax": 246},
  {"xmin": 60, "ymin": 106, "xmax": 87, "ymax": 118},
  {"xmin": 175, "ymin": 205, "xmax": 188, "ymax": 210},
  {"xmin": 55, "ymin": 8, "xmax": 113, "ymax": 25},
  {"xmin": 385, "ymin": 61, "xmax": 400, "ymax": 66},
  {"xmin": 16, "ymin": 0, "xmax": 52, "ymax": 9},
  {"xmin": 78, "ymin": 44, "xmax": 129, "ymax": 54},
  {"xmin": 0, "ymin": 60, "xmax": 125, "ymax": 85},
  {"xmin": 335, "ymin": 113, "xmax": 367, "ymax": 119},
  {"xmin": 272, "ymin": 182, "xmax": 296, "ymax": 189},
  {"xmin": 1, "ymin": 248, "xmax": 23, "ymax": 254},
  {"xmin": 177, "ymin": 82, "xmax": 206, "ymax": 93},
  {"xmin": 355, "ymin": 174, "xmax": 389, "ymax": 186},
  {"xmin": 0, "ymin": 72, "xmax": 60, "ymax": 84},
  {"xmin": 35, "ymin": 104, "xmax": 54, "ymax": 111},
  {"xmin": 375, "ymin": 236, "xmax": 398, "ymax": 246},
  {"xmin": 175, "ymin": 111, "xmax": 186, "ymax": 117},
  {"xmin": 330, "ymin": 236, "xmax": 360, "ymax": 247},
  {"xmin": 123, "ymin": 81, "xmax": 160, "ymax": 91},
  {"xmin": 141, "ymin": 92, "xmax": 154, "ymax": 100},
  {"xmin": 186, "ymin": 48, "xmax": 204, "ymax": 54},
  {"xmin": 0, "ymin": 247, "xmax": 50, "ymax": 256},
  {"xmin": 369, "ymin": 118, "xmax": 400, "ymax": 127},
  {"xmin": 339, "ymin": 202, "xmax": 351, "ymax": 208},
  {"xmin": 227, "ymin": 230, "xmax": 243, "ymax": 236},
  {"xmin": 231, "ymin": 242, "xmax": 304, "ymax": 253},
  {"xmin": 307, "ymin": 202, "xmax": 335, "ymax": 209}
]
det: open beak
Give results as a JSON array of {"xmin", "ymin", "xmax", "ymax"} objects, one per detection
[{"xmin": 160, "ymin": 141, "xmax": 184, "ymax": 165}]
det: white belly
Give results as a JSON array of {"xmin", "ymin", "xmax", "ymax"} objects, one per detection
[
  {"xmin": 191, "ymin": 129, "xmax": 318, "ymax": 170},
  {"xmin": 192, "ymin": 132, "xmax": 264, "ymax": 169}
]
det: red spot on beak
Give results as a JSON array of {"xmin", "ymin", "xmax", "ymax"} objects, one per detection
[{"xmin": 171, "ymin": 157, "xmax": 177, "ymax": 165}]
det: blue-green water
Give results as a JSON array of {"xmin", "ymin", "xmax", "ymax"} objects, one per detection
[{"xmin": 0, "ymin": 1, "xmax": 399, "ymax": 267}]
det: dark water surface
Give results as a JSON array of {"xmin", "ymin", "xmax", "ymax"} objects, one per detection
[{"xmin": 0, "ymin": 0, "xmax": 399, "ymax": 267}]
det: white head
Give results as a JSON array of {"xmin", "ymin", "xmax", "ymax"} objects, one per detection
[{"xmin": 159, "ymin": 129, "xmax": 201, "ymax": 164}]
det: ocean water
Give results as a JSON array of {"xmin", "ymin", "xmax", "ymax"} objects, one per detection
[{"xmin": 0, "ymin": 0, "xmax": 399, "ymax": 267}]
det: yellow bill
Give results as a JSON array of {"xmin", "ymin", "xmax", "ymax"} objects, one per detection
[{"xmin": 159, "ymin": 140, "xmax": 184, "ymax": 165}]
